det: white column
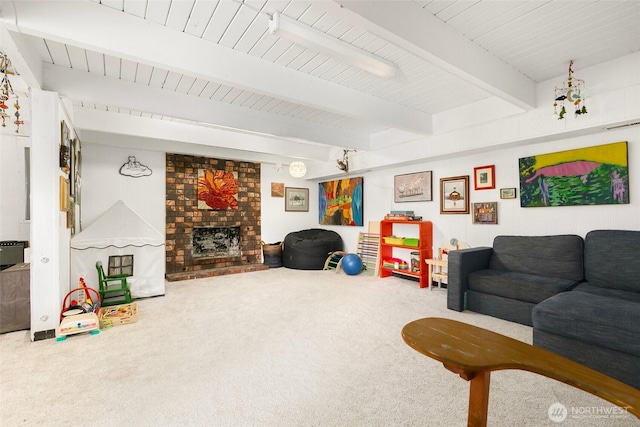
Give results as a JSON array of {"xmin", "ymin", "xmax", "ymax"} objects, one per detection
[{"xmin": 29, "ymin": 89, "xmax": 65, "ymax": 340}]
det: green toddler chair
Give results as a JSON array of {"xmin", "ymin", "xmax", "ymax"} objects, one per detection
[{"xmin": 96, "ymin": 261, "xmax": 132, "ymax": 307}]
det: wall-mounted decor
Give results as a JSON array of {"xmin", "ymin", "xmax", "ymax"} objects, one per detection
[
  {"xmin": 500, "ymin": 188, "xmax": 517, "ymax": 199},
  {"xmin": 197, "ymin": 169, "xmax": 239, "ymax": 210},
  {"xmin": 319, "ymin": 177, "xmax": 363, "ymax": 226},
  {"xmin": 60, "ymin": 121, "xmax": 70, "ymax": 178},
  {"xmin": 336, "ymin": 149, "xmax": 356, "ymax": 174},
  {"xmin": 285, "ymin": 187, "xmax": 309, "ymax": 212},
  {"xmin": 394, "ymin": 171, "xmax": 432, "ymax": 202},
  {"xmin": 440, "ymin": 175, "xmax": 469, "ymax": 214},
  {"xmin": 59, "ymin": 176, "xmax": 69, "ymax": 212},
  {"xmin": 474, "ymin": 165, "xmax": 495, "ymax": 190},
  {"xmin": 120, "ymin": 156, "xmax": 152, "ymax": 178},
  {"xmin": 519, "ymin": 141, "xmax": 629, "ymax": 207},
  {"xmin": 472, "ymin": 202, "xmax": 498, "ymax": 224},
  {"xmin": 271, "ymin": 182, "xmax": 285, "ymax": 197}
]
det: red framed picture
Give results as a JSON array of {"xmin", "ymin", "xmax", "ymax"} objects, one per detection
[{"xmin": 473, "ymin": 165, "xmax": 495, "ymax": 190}]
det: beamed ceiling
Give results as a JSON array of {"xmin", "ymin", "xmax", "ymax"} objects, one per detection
[{"xmin": 1, "ymin": 0, "xmax": 639, "ymax": 178}]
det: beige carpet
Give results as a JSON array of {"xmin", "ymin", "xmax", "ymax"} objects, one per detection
[{"xmin": 1, "ymin": 268, "xmax": 637, "ymax": 426}]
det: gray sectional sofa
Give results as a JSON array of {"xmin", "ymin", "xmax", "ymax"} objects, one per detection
[
  {"xmin": 447, "ymin": 234, "xmax": 584, "ymax": 326},
  {"xmin": 533, "ymin": 230, "xmax": 640, "ymax": 390},
  {"xmin": 447, "ymin": 230, "xmax": 640, "ymax": 390}
]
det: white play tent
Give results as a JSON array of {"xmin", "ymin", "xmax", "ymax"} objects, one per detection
[{"xmin": 71, "ymin": 200, "xmax": 165, "ymax": 298}]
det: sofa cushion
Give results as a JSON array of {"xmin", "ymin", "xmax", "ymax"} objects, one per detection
[
  {"xmin": 489, "ymin": 235, "xmax": 584, "ymax": 281},
  {"xmin": 573, "ymin": 283, "xmax": 640, "ymax": 303},
  {"xmin": 584, "ymin": 230, "xmax": 640, "ymax": 292},
  {"xmin": 468, "ymin": 270, "xmax": 577, "ymax": 304},
  {"xmin": 532, "ymin": 291, "xmax": 640, "ymax": 357}
]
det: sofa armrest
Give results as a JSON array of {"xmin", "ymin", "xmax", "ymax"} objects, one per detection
[{"xmin": 447, "ymin": 247, "xmax": 493, "ymax": 311}]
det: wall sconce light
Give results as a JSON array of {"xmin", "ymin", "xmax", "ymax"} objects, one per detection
[
  {"xmin": 554, "ymin": 60, "xmax": 587, "ymax": 120},
  {"xmin": 268, "ymin": 12, "xmax": 396, "ymax": 78},
  {"xmin": 289, "ymin": 161, "xmax": 307, "ymax": 178}
]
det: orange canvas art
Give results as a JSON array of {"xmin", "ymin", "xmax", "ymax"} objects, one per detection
[{"xmin": 198, "ymin": 169, "xmax": 239, "ymax": 210}]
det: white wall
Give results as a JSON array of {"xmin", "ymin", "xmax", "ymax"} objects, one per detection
[
  {"xmin": 260, "ymin": 164, "xmax": 319, "ymax": 244},
  {"xmin": 261, "ymin": 126, "xmax": 640, "ymax": 253},
  {"xmin": 0, "ymin": 134, "xmax": 29, "ymax": 241},
  {"xmin": 80, "ymin": 143, "xmax": 166, "ymax": 233}
]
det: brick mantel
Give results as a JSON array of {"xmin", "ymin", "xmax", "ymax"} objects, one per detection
[{"xmin": 165, "ymin": 154, "xmax": 263, "ymax": 280}]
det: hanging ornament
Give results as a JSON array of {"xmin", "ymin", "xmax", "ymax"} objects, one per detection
[
  {"xmin": 0, "ymin": 51, "xmax": 22, "ymax": 133},
  {"xmin": 554, "ymin": 60, "xmax": 587, "ymax": 120}
]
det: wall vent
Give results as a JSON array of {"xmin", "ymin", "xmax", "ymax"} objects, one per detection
[{"xmin": 605, "ymin": 121, "xmax": 640, "ymax": 130}]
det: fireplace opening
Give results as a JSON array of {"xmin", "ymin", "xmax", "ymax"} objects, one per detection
[{"xmin": 192, "ymin": 226, "xmax": 241, "ymax": 258}]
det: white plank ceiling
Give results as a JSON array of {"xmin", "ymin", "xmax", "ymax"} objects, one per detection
[{"xmin": 1, "ymin": 0, "xmax": 639, "ymax": 165}]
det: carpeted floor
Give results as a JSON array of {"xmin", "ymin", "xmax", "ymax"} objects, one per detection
[{"xmin": 1, "ymin": 268, "xmax": 637, "ymax": 426}]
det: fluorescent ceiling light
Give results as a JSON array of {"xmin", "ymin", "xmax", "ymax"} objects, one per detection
[{"xmin": 268, "ymin": 12, "xmax": 396, "ymax": 78}]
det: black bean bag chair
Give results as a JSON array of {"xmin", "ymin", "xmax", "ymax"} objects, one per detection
[{"xmin": 282, "ymin": 229, "xmax": 344, "ymax": 270}]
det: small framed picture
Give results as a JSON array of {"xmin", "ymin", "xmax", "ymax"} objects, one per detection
[
  {"xmin": 271, "ymin": 182, "xmax": 285, "ymax": 197},
  {"xmin": 500, "ymin": 188, "xmax": 517, "ymax": 199},
  {"xmin": 440, "ymin": 175, "xmax": 470, "ymax": 214},
  {"xmin": 393, "ymin": 171, "xmax": 432, "ymax": 202},
  {"xmin": 472, "ymin": 202, "xmax": 498, "ymax": 224},
  {"xmin": 285, "ymin": 187, "xmax": 309, "ymax": 212},
  {"xmin": 474, "ymin": 165, "xmax": 495, "ymax": 190}
]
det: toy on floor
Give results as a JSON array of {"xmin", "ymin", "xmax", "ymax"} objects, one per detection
[
  {"xmin": 323, "ymin": 251, "xmax": 346, "ymax": 272},
  {"xmin": 56, "ymin": 282, "xmax": 101, "ymax": 341},
  {"xmin": 341, "ymin": 253, "xmax": 363, "ymax": 275}
]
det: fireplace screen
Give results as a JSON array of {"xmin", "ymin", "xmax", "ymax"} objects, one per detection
[{"xmin": 192, "ymin": 226, "xmax": 241, "ymax": 258}]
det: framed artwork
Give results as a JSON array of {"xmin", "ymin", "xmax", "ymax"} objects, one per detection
[
  {"xmin": 271, "ymin": 182, "xmax": 285, "ymax": 197},
  {"xmin": 319, "ymin": 177, "xmax": 363, "ymax": 226},
  {"xmin": 500, "ymin": 188, "xmax": 517, "ymax": 199},
  {"xmin": 285, "ymin": 187, "xmax": 309, "ymax": 212},
  {"xmin": 440, "ymin": 175, "xmax": 469, "ymax": 214},
  {"xmin": 197, "ymin": 169, "xmax": 238, "ymax": 210},
  {"xmin": 393, "ymin": 171, "xmax": 432, "ymax": 202},
  {"xmin": 59, "ymin": 176, "xmax": 69, "ymax": 212},
  {"xmin": 474, "ymin": 165, "xmax": 495, "ymax": 190},
  {"xmin": 519, "ymin": 141, "xmax": 629, "ymax": 207},
  {"xmin": 60, "ymin": 121, "xmax": 71, "ymax": 178},
  {"xmin": 472, "ymin": 202, "xmax": 498, "ymax": 224}
]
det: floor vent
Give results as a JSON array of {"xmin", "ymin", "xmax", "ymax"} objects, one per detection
[{"xmin": 33, "ymin": 329, "xmax": 56, "ymax": 341}]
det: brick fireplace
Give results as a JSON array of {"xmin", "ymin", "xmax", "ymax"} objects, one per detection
[{"xmin": 165, "ymin": 154, "xmax": 267, "ymax": 281}]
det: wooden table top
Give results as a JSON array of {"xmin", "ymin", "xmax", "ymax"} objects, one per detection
[{"xmin": 401, "ymin": 317, "xmax": 640, "ymax": 418}]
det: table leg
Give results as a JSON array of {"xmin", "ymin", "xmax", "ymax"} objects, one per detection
[
  {"xmin": 467, "ymin": 371, "xmax": 490, "ymax": 427},
  {"xmin": 427, "ymin": 263, "xmax": 434, "ymax": 290}
]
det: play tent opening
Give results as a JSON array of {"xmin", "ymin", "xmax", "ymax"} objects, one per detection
[{"xmin": 71, "ymin": 200, "xmax": 165, "ymax": 298}]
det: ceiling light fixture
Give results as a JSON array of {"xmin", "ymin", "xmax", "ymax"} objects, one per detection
[
  {"xmin": 554, "ymin": 60, "xmax": 587, "ymax": 120},
  {"xmin": 268, "ymin": 12, "xmax": 396, "ymax": 78},
  {"xmin": 289, "ymin": 161, "xmax": 307, "ymax": 178}
]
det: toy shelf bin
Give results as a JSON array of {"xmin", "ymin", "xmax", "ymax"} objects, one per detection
[
  {"xmin": 403, "ymin": 238, "xmax": 420, "ymax": 247},
  {"xmin": 383, "ymin": 236, "xmax": 404, "ymax": 245},
  {"xmin": 379, "ymin": 220, "xmax": 433, "ymax": 288}
]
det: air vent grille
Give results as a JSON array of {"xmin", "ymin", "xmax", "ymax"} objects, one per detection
[{"xmin": 605, "ymin": 122, "xmax": 640, "ymax": 130}]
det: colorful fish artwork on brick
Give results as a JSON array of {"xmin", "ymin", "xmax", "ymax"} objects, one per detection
[
  {"xmin": 519, "ymin": 141, "xmax": 628, "ymax": 207},
  {"xmin": 198, "ymin": 169, "xmax": 239, "ymax": 210},
  {"xmin": 319, "ymin": 177, "xmax": 363, "ymax": 226}
]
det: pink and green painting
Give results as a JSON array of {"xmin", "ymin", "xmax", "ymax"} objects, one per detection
[{"xmin": 519, "ymin": 141, "xmax": 628, "ymax": 207}]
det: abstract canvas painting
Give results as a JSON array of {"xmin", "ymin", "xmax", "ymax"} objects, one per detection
[
  {"xmin": 198, "ymin": 169, "xmax": 239, "ymax": 210},
  {"xmin": 519, "ymin": 141, "xmax": 628, "ymax": 207},
  {"xmin": 319, "ymin": 177, "xmax": 363, "ymax": 226}
]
